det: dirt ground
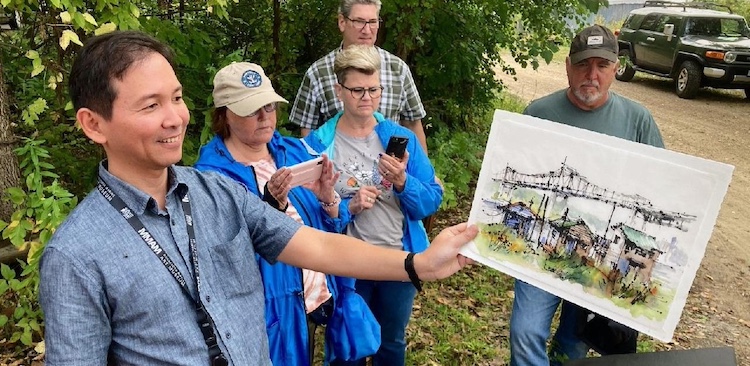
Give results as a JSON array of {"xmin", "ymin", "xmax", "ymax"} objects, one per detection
[{"xmin": 495, "ymin": 56, "xmax": 750, "ymax": 365}]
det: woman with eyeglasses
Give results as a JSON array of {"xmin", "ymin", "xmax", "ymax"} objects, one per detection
[
  {"xmin": 194, "ymin": 62, "xmax": 380, "ymax": 366},
  {"xmin": 304, "ymin": 45, "xmax": 442, "ymax": 366}
]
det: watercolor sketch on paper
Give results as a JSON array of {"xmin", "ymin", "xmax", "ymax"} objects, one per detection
[{"xmin": 460, "ymin": 110, "xmax": 733, "ymax": 342}]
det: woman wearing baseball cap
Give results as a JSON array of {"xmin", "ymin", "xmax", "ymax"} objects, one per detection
[{"xmin": 195, "ymin": 62, "xmax": 379, "ymax": 365}]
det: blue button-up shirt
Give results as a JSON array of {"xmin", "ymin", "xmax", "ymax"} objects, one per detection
[{"xmin": 40, "ymin": 164, "xmax": 302, "ymax": 365}]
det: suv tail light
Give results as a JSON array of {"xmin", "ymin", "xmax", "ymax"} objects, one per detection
[{"xmin": 614, "ymin": 29, "xmax": 621, "ymax": 37}]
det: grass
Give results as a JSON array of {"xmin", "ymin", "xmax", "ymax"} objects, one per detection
[{"xmin": 408, "ymin": 196, "xmax": 515, "ymax": 365}]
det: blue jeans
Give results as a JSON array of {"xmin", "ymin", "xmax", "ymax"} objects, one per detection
[
  {"xmin": 331, "ymin": 280, "xmax": 416, "ymax": 366},
  {"xmin": 509, "ymin": 280, "xmax": 589, "ymax": 366}
]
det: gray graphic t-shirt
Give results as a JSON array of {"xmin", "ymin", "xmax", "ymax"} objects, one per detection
[{"xmin": 333, "ymin": 130, "xmax": 404, "ymax": 248}]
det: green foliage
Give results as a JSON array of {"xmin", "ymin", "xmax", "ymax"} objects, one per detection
[
  {"xmin": 706, "ymin": 0, "xmax": 750, "ymax": 22},
  {"xmin": 428, "ymin": 94, "xmax": 526, "ymax": 209},
  {"xmin": 0, "ymin": 262, "xmax": 43, "ymax": 348},
  {"xmin": 379, "ymin": 0, "xmax": 603, "ymax": 132},
  {"xmin": 0, "ymin": 137, "xmax": 76, "ymax": 352},
  {"xmin": 429, "ymin": 128, "xmax": 484, "ymax": 210}
]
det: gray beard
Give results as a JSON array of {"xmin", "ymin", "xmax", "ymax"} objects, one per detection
[{"xmin": 573, "ymin": 87, "xmax": 603, "ymax": 106}]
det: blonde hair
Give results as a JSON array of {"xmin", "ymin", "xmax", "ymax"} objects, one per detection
[{"xmin": 334, "ymin": 45, "xmax": 381, "ymax": 84}]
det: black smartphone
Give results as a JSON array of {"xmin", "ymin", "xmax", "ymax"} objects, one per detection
[{"xmin": 385, "ymin": 136, "xmax": 409, "ymax": 159}]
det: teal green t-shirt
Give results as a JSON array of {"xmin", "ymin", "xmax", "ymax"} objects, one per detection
[{"xmin": 524, "ymin": 89, "xmax": 664, "ymax": 148}]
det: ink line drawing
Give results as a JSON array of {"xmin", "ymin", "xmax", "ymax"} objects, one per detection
[{"xmin": 461, "ymin": 110, "xmax": 733, "ymax": 342}]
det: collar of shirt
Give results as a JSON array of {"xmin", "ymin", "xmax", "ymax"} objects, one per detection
[{"xmin": 98, "ymin": 161, "xmax": 188, "ymax": 215}]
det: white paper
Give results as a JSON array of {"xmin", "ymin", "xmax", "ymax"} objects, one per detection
[{"xmin": 460, "ymin": 110, "xmax": 734, "ymax": 342}]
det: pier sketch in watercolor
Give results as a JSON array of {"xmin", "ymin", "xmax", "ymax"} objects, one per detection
[{"xmin": 461, "ymin": 110, "xmax": 733, "ymax": 342}]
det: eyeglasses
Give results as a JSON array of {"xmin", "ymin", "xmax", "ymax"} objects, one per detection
[
  {"xmin": 247, "ymin": 102, "xmax": 277, "ymax": 117},
  {"xmin": 339, "ymin": 84, "xmax": 384, "ymax": 100},
  {"xmin": 345, "ymin": 16, "xmax": 382, "ymax": 31}
]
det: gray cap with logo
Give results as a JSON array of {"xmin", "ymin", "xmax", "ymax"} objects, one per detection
[
  {"xmin": 212, "ymin": 62, "xmax": 287, "ymax": 117},
  {"xmin": 569, "ymin": 25, "xmax": 619, "ymax": 64}
]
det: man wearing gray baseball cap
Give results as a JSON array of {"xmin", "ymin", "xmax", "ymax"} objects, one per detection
[
  {"xmin": 568, "ymin": 24, "xmax": 619, "ymax": 65},
  {"xmin": 507, "ymin": 25, "xmax": 665, "ymax": 366}
]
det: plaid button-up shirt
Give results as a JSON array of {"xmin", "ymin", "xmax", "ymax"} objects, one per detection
[{"xmin": 290, "ymin": 46, "xmax": 426, "ymax": 130}]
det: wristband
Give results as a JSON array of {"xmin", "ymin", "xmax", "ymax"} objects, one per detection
[
  {"xmin": 319, "ymin": 191, "xmax": 340, "ymax": 209},
  {"xmin": 404, "ymin": 252, "xmax": 422, "ymax": 292}
]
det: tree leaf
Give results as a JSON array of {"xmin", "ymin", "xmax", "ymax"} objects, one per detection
[
  {"xmin": 29, "ymin": 319, "xmax": 41, "ymax": 332},
  {"xmin": 35, "ymin": 340, "xmax": 45, "ymax": 355},
  {"xmin": 27, "ymin": 241, "xmax": 45, "ymax": 265},
  {"xmin": 20, "ymin": 329, "xmax": 32, "ymax": 346},
  {"xmin": 10, "ymin": 279, "xmax": 23, "ymax": 292},
  {"xmin": 59, "ymin": 30, "xmax": 83, "ymax": 50},
  {"xmin": 83, "ymin": 13, "xmax": 98, "ymax": 26},
  {"xmin": 25, "ymin": 50, "xmax": 39, "ymax": 60},
  {"xmin": 28, "ymin": 55, "xmax": 45, "ymax": 77},
  {"xmin": 1, "ymin": 264, "xmax": 14, "ymax": 281},
  {"xmin": 60, "ymin": 11, "xmax": 72, "ymax": 24},
  {"xmin": 95, "ymin": 22, "xmax": 117, "ymax": 36},
  {"xmin": 7, "ymin": 187, "xmax": 26, "ymax": 205},
  {"xmin": 59, "ymin": 31, "xmax": 71, "ymax": 50}
]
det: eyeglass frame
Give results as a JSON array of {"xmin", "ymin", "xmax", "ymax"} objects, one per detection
[
  {"xmin": 247, "ymin": 102, "xmax": 278, "ymax": 117},
  {"xmin": 339, "ymin": 83, "xmax": 384, "ymax": 100},
  {"xmin": 344, "ymin": 16, "xmax": 382, "ymax": 31}
]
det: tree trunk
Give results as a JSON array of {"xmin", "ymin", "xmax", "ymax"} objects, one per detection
[
  {"xmin": 0, "ymin": 59, "xmax": 21, "ymax": 223},
  {"xmin": 272, "ymin": 0, "xmax": 281, "ymax": 72}
]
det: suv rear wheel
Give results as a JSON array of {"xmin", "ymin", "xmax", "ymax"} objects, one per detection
[
  {"xmin": 745, "ymin": 88, "xmax": 750, "ymax": 100},
  {"xmin": 616, "ymin": 49, "xmax": 636, "ymax": 82},
  {"xmin": 675, "ymin": 61, "xmax": 701, "ymax": 99}
]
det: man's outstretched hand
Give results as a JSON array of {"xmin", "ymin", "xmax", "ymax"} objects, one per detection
[{"xmin": 416, "ymin": 223, "xmax": 479, "ymax": 281}]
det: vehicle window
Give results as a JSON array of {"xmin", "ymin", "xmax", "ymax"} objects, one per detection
[
  {"xmin": 622, "ymin": 14, "xmax": 636, "ymax": 29},
  {"xmin": 655, "ymin": 15, "xmax": 679, "ymax": 34},
  {"xmin": 639, "ymin": 14, "xmax": 660, "ymax": 31},
  {"xmin": 719, "ymin": 18, "xmax": 749, "ymax": 37},
  {"xmin": 686, "ymin": 18, "xmax": 722, "ymax": 36}
]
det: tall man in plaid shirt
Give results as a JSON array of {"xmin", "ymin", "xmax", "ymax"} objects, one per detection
[{"xmin": 290, "ymin": 0, "xmax": 429, "ymax": 153}]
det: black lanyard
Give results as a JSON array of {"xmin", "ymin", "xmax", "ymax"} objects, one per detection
[
  {"xmin": 97, "ymin": 178, "xmax": 226, "ymax": 364},
  {"xmin": 97, "ymin": 179, "xmax": 201, "ymax": 301}
]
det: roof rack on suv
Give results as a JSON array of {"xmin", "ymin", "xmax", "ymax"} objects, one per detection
[{"xmin": 643, "ymin": 1, "xmax": 732, "ymax": 13}]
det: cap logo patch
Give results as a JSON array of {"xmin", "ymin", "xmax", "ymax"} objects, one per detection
[
  {"xmin": 587, "ymin": 36, "xmax": 604, "ymax": 45},
  {"xmin": 241, "ymin": 70, "xmax": 262, "ymax": 88}
]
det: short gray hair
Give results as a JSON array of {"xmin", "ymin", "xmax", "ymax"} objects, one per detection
[
  {"xmin": 339, "ymin": 0, "xmax": 382, "ymax": 17},
  {"xmin": 334, "ymin": 45, "xmax": 381, "ymax": 84}
]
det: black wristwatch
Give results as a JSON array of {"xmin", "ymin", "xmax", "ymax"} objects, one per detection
[{"xmin": 404, "ymin": 252, "xmax": 422, "ymax": 292}]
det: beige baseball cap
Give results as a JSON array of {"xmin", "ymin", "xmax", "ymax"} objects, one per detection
[{"xmin": 212, "ymin": 62, "xmax": 287, "ymax": 117}]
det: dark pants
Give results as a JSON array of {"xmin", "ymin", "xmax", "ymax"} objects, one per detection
[{"xmin": 307, "ymin": 297, "xmax": 334, "ymax": 366}]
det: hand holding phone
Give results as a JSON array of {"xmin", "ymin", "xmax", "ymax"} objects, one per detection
[
  {"xmin": 385, "ymin": 136, "xmax": 409, "ymax": 159},
  {"xmin": 287, "ymin": 157, "xmax": 324, "ymax": 188}
]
